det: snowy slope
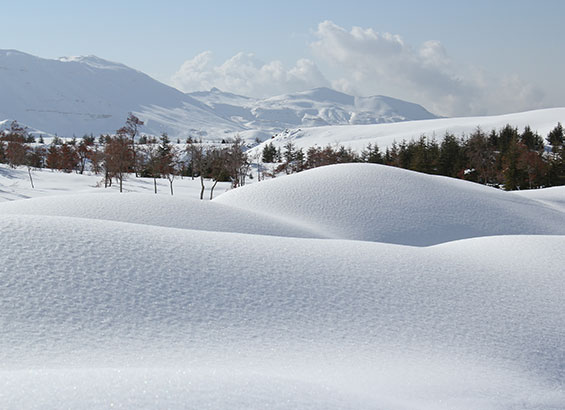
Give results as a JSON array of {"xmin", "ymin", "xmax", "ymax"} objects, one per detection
[
  {"xmin": 513, "ymin": 185, "xmax": 565, "ymax": 213},
  {"xmin": 216, "ymin": 163, "xmax": 565, "ymax": 245},
  {"xmin": 250, "ymin": 107, "xmax": 565, "ymax": 156},
  {"xmin": 0, "ymin": 50, "xmax": 438, "ymax": 140},
  {"xmin": 1, "ymin": 163, "xmax": 564, "ymax": 409},
  {"xmin": 0, "ymin": 192, "xmax": 323, "ymax": 239},
  {"xmin": 0, "ymin": 49, "xmax": 241, "ymax": 137}
]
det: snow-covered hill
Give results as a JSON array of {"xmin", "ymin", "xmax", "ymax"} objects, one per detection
[
  {"xmin": 0, "ymin": 50, "xmax": 437, "ymax": 140},
  {"xmin": 250, "ymin": 107, "xmax": 565, "ymax": 156},
  {"xmin": 215, "ymin": 163, "xmax": 565, "ymax": 245},
  {"xmin": 1, "ymin": 163, "xmax": 564, "ymax": 409}
]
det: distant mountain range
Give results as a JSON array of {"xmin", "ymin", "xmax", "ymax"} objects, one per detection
[{"xmin": 0, "ymin": 49, "xmax": 438, "ymax": 140}]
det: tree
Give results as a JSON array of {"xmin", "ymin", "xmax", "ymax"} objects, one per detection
[
  {"xmin": 157, "ymin": 133, "xmax": 178, "ymax": 195},
  {"xmin": 262, "ymin": 142, "xmax": 277, "ymax": 163},
  {"xmin": 520, "ymin": 126, "xmax": 544, "ymax": 152},
  {"xmin": 46, "ymin": 144, "xmax": 61, "ymax": 171},
  {"xmin": 76, "ymin": 137, "xmax": 94, "ymax": 174},
  {"xmin": 225, "ymin": 137, "xmax": 249, "ymax": 187},
  {"xmin": 206, "ymin": 147, "xmax": 231, "ymax": 200},
  {"xmin": 104, "ymin": 135, "xmax": 132, "ymax": 192},
  {"xmin": 141, "ymin": 138, "xmax": 160, "ymax": 193},
  {"xmin": 5, "ymin": 141, "xmax": 27, "ymax": 168},
  {"xmin": 361, "ymin": 143, "xmax": 383, "ymax": 164},
  {"xmin": 438, "ymin": 133, "xmax": 463, "ymax": 177},
  {"xmin": 546, "ymin": 122, "xmax": 564, "ymax": 152},
  {"xmin": 465, "ymin": 129, "xmax": 496, "ymax": 184},
  {"xmin": 117, "ymin": 113, "xmax": 144, "ymax": 176},
  {"xmin": 59, "ymin": 143, "xmax": 79, "ymax": 173}
]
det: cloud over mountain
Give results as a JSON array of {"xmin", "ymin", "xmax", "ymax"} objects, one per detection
[
  {"xmin": 172, "ymin": 51, "xmax": 330, "ymax": 98},
  {"xmin": 310, "ymin": 21, "xmax": 544, "ymax": 117},
  {"xmin": 172, "ymin": 21, "xmax": 546, "ymax": 117}
]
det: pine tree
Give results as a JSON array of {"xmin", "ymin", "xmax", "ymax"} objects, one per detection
[{"xmin": 546, "ymin": 122, "xmax": 564, "ymax": 152}]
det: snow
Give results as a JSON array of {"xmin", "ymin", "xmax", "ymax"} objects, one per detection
[
  {"xmin": 0, "ymin": 50, "xmax": 437, "ymax": 140},
  {"xmin": 189, "ymin": 87, "xmax": 437, "ymax": 132},
  {"xmin": 249, "ymin": 107, "xmax": 565, "ymax": 156},
  {"xmin": 0, "ymin": 193, "xmax": 322, "ymax": 239},
  {"xmin": 1, "ymin": 163, "xmax": 564, "ymax": 409},
  {"xmin": 0, "ymin": 164, "xmax": 232, "ymax": 202},
  {"xmin": 216, "ymin": 163, "xmax": 565, "ymax": 245}
]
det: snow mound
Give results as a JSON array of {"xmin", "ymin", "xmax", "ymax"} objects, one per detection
[
  {"xmin": 215, "ymin": 163, "xmax": 565, "ymax": 245},
  {"xmin": 513, "ymin": 185, "xmax": 565, "ymax": 213},
  {"xmin": 0, "ymin": 192, "xmax": 322, "ymax": 239},
  {"xmin": 0, "ymin": 214, "xmax": 563, "ymax": 409}
]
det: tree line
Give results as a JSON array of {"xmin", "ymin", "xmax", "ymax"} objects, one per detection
[
  {"xmin": 3, "ymin": 114, "xmax": 565, "ymax": 194},
  {"xmin": 262, "ymin": 123, "xmax": 565, "ymax": 190},
  {"xmin": 0, "ymin": 115, "xmax": 249, "ymax": 199}
]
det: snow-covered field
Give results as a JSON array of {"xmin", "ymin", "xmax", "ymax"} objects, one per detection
[
  {"xmin": 250, "ymin": 107, "xmax": 565, "ymax": 155},
  {"xmin": 1, "ymin": 163, "xmax": 564, "ymax": 409}
]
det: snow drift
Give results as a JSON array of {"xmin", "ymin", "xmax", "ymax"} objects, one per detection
[
  {"xmin": 216, "ymin": 163, "xmax": 565, "ymax": 245},
  {"xmin": 0, "ymin": 192, "xmax": 322, "ymax": 239},
  {"xmin": 0, "ymin": 213, "xmax": 564, "ymax": 409},
  {"xmin": 1, "ymin": 163, "xmax": 564, "ymax": 409}
]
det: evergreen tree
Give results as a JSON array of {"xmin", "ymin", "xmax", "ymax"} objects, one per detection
[{"xmin": 546, "ymin": 122, "xmax": 564, "ymax": 152}]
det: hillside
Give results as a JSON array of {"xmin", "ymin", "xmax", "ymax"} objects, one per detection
[
  {"xmin": 250, "ymin": 107, "xmax": 565, "ymax": 156},
  {"xmin": 0, "ymin": 50, "xmax": 438, "ymax": 140},
  {"xmin": 0, "ymin": 50, "xmax": 243, "ymax": 137}
]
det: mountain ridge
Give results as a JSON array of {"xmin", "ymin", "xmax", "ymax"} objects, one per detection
[{"xmin": 0, "ymin": 49, "xmax": 438, "ymax": 140}]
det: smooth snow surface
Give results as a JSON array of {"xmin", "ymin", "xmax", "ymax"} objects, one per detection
[
  {"xmin": 1, "ymin": 163, "xmax": 564, "ymax": 409},
  {"xmin": 0, "ymin": 193, "xmax": 322, "ymax": 238},
  {"xmin": 216, "ymin": 163, "xmax": 565, "ymax": 245}
]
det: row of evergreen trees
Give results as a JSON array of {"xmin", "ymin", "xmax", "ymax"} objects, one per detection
[{"xmin": 262, "ymin": 123, "xmax": 565, "ymax": 190}]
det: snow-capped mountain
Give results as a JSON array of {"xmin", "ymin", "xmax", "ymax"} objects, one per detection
[
  {"xmin": 0, "ymin": 50, "xmax": 437, "ymax": 140},
  {"xmin": 188, "ymin": 87, "xmax": 438, "ymax": 130},
  {"xmin": 0, "ymin": 50, "xmax": 242, "ymax": 138}
]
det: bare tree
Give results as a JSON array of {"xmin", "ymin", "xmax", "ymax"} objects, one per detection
[
  {"xmin": 117, "ymin": 113, "xmax": 144, "ymax": 177},
  {"xmin": 157, "ymin": 134, "xmax": 178, "ymax": 196},
  {"xmin": 104, "ymin": 136, "xmax": 133, "ymax": 192}
]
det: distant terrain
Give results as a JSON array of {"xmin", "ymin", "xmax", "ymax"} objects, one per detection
[{"xmin": 0, "ymin": 49, "xmax": 437, "ymax": 140}]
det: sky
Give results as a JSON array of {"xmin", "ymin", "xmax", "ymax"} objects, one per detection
[{"xmin": 2, "ymin": 0, "xmax": 565, "ymax": 117}]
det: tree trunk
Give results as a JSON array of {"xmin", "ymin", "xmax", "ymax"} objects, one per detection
[
  {"xmin": 210, "ymin": 179, "xmax": 218, "ymax": 200},
  {"xmin": 119, "ymin": 174, "xmax": 123, "ymax": 193},
  {"xmin": 200, "ymin": 175, "xmax": 205, "ymax": 200},
  {"xmin": 168, "ymin": 175, "xmax": 174, "ymax": 196},
  {"xmin": 154, "ymin": 177, "xmax": 157, "ymax": 194},
  {"xmin": 28, "ymin": 167, "xmax": 34, "ymax": 189}
]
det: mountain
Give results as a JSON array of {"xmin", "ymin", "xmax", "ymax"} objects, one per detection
[
  {"xmin": 188, "ymin": 87, "xmax": 438, "ymax": 131},
  {"xmin": 0, "ymin": 49, "xmax": 438, "ymax": 140},
  {"xmin": 0, "ymin": 50, "xmax": 242, "ymax": 138}
]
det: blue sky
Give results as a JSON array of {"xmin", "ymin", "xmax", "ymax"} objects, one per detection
[{"xmin": 3, "ymin": 0, "xmax": 565, "ymax": 116}]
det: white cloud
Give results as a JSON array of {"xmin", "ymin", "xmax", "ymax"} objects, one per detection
[
  {"xmin": 310, "ymin": 21, "xmax": 545, "ymax": 116},
  {"xmin": 172, "ymin": 51, "xmax": 329, "ymax": 98},
  {"xmin": 171, "ymin": 22, "xmax": 546, "ymax": 116}
]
